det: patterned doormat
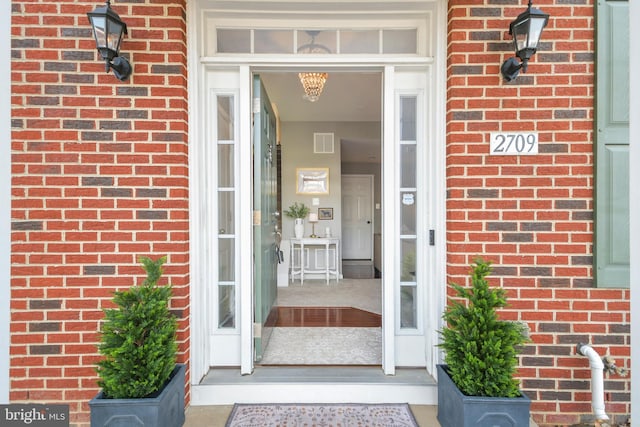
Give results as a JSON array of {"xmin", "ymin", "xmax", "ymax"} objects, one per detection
[{"xmin": 225, "ymin": 403, "xmax": 419, "ymax": 427}]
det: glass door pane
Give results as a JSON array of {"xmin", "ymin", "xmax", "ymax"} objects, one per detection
[
  {"xmin": 398, "ymin": 95, "xmax": 418, "ymax": 331},
  {"xmin": 216, "ymin": 94, "xmax": 237, "ymax": 330}
]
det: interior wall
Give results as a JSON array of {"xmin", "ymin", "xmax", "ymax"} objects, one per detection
[{"xmin": 280, "ymin": 121, "xmax": 380, "ymax": 240}]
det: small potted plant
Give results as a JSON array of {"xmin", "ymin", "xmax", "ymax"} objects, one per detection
[
  {"xmin": 283, "ymin": 202, "xmax": 309, "ymax": 238},
  {"xmin": 89, "ymin": 256, "xmax": 185, "ymax": 427},
  {"xmin": 437, "ymin": 258, "xmax": 530, "ymax": 427}
]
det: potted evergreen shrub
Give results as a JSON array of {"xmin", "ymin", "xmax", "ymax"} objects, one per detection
[
  {"xmin": 284, "ymin": 202, "xmax": 310, "ymax": 238},
  {"xmin": 89, "ymin": 256, "xmax": 185, "ymax": 427},
  {"xmin": 437, "ymin": 258, "xmax": 530, "ymax": 427}
]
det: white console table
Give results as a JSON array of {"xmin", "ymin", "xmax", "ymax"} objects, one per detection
[{"xmin": 290, "ymin": 237, "xmax": 340, "ymax": 284}]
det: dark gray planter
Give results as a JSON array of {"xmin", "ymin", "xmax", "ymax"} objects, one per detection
[
  {"xmin": 89, "ymin": 363, "xmax": 185, "ymax": 427},
  {"xmin": 437, "ymin": 364, "xmax": 530, "ymax": 427}
]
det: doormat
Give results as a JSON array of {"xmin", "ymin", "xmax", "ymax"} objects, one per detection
[{"xmin": 225, "ymin": 403, "xmax": 419, "ymax": 427}]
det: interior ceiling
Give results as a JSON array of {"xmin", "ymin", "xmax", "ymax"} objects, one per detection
[
  {"xmin": 260, "ymin": 72, "xmax": 382, "ymax": 163},
  {"xmin": 260, "ymin": 72, "xmax": 381, "ymax": 122}
]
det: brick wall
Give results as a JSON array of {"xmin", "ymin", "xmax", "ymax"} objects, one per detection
[
  {"xmin": 10, "ymin": 0, "xmax": 632, "ymax": 425},
  {"xmin": 10, "ymin": 0, "xmax": 188, "ymax": 425},
  {"xmin": 447, "ymin": 0, "xmax": 630, "ymax": 425}
]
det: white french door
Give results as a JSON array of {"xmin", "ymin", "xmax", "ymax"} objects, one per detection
[
  {"xmin": 188, "ymin": 0, "xmax": 447, "ymax": 395},
  {"xmin": 383, "ymin": 68, "xmax": 434, "ymax": 369},
  {"xmin": 191, "ymin": 65, "xmax": 441, "ymax": 377}
]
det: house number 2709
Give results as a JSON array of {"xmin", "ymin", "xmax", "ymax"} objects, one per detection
[{"xmin": 490, "ymin": 132, "xmax": 538, "ymax": 155}]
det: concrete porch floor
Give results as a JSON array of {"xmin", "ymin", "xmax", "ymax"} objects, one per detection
[{"xmin": 184, "ymin": 404, "xmax": 440, "ymax": 426}]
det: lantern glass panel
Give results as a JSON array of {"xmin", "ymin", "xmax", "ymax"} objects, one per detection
[
  {"xmin": 107, "ymin": 19, "xmax": 124, "ymax": 52},
  {"xmin": 512, "ymin": 19, "xmax": 529, "ymax": 52},
  {"xmin": 90, "ymin": 16, "xmax": 107, "ymax": 48},
  {"xmin": 527, "ymin": 16, "xmax": 547, "ymax": 49}
]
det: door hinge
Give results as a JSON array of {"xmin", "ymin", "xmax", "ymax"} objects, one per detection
[
  {"xmin": 429, "ymin": 229, "xmax": 435, "ymax": 246},
  {"xmin": 253, "ymin": 210, "xmax": 261, "ymax": 225}
]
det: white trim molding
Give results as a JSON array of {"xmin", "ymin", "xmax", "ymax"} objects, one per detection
[
  {"xmin": 1, "ymin": 0, "xmax": 11, "ymax": 403},
  {"xmin": 629, "ymin": 0, "xmax": 639, "ymax": 422},
  {"xmin": 189, "ymin": 0, "xmax": 448, "ymax": 394}
]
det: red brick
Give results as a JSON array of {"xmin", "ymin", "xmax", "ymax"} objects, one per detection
[{"xmin": 9, "ymin": 0, "xmax": 627, "ymax": 425}]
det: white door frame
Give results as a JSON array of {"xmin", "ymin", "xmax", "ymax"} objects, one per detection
[
  {"xmin": 382, "ymin": 65, "xmax": 397, "ymax": 374},
  {"xmin": 0, "ymin": 0, "xmax": 11, "ymax": 403},
  {"xmin": 193, "ymin": 62, "xmax": 444, "ymax": 378},
  {"xmin": 187, "ymin": 0, "xmax": 448, "ymax": 385}
]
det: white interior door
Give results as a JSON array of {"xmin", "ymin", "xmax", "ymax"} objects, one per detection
[{"xmin": 342, "ymin": 175, "xmax": 374, "ymax": 260}]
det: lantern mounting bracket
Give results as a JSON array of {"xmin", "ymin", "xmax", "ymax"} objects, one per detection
[
  {"xmin": 87, "ymin": 0, "xmax": 132, "ymax": 81},
  {"xmin": 501, "ymin": 0, "xmax": 549, "ymax": 82}
]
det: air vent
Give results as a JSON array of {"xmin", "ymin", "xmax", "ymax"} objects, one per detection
[{"xmin": 314, "ymin": 133, "xmax": 334, "ymax": 154}]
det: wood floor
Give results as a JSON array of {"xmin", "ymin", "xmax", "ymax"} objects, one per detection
[{"xmin": 271, "ymin": 306, "xmax": 381, "ymax": 327}]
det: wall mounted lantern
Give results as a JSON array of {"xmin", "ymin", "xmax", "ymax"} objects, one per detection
[
  {"xmin": 87, "ymin": 0, "xmax": 132, "ymax": 81},
  {"xmin": 501, "ymin": 0, "xmax": 549, "ymax": 82}
]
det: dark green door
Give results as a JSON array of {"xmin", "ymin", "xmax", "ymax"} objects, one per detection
[{"xmin": 253, "ymin": 75, "xmax": 279, "ymax": 361}]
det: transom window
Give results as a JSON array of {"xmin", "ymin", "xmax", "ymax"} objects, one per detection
[{"xmin": 216, "ymin": 28, "xmax": 418, "ymax": 55}]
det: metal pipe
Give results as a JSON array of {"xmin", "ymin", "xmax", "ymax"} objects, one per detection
[{"xmin": 576, "ymin": 343, "xmax": 610, "ymax": 421}]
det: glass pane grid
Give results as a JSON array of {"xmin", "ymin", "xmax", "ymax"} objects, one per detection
[
  {"xmin": 339, "ymin": 29, "xmax": 379, "ymax": 54},
  {"xmin": 214, "ymin": 92, "xmax": 238, "ymax": 332},
  {"xmin": 400, "ymin": 285, "xmax": 417, "ymax": 329},
  {"xmin": 218, "ymin": 284, "xmax": 236, "ymax": 328},
  {"xmin": 383, "ymin": 29, "xmax": 417, "ymax": 54},
  {"xmin": 255, "ymin": 29, "xmax": 293, "ymax": 53},
  {"xmin": 217, "ymin": 27, "xmax": 419, "ymax": 55},
  {"xmin": 217, "ymin": 28, "xmax": 251, "ymax": 53},
  {"xmin": 397, "ymin": 93, "xmax": 419, "ymax": 330}
]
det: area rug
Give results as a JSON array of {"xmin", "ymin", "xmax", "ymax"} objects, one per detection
[
  {"xmin": 259, "ymin": 327, "xmax": 382, "ymax": 365},
  {"xmin": 225, "ymin": 403, "xmax": 418, "ymax": 427}
]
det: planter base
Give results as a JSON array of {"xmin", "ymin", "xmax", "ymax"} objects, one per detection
[
  {"xmin": 437, "ymin": 364, "xmax": 530, "ymax": 427},
  {"xmin": 90, "ymin": 364, "xmax": 185, "ymax": 427}
]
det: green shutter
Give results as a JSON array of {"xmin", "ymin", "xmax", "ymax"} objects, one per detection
[{"xmin": 595, "ymin": 0, "xmax": 629, "ymax": 287}]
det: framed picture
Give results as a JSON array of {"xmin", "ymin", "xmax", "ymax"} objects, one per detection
[
  {"xmin": 318, "ymin": 208, "xmax": 333, "ymax": 220},
  {"xmin": 296, "ymin": 168, "xmax": 329, "ymax": 194}
]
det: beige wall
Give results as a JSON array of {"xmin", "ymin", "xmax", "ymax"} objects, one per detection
[{"xmin": 280, "ymin": 121, "xmax": 380, "ymax": 240}]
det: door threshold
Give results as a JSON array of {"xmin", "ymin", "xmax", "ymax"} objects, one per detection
[{"xmin": 192, "ymin": 366, "xmax": 437, "ymax": 405}]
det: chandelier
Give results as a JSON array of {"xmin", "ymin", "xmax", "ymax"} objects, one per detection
[
  {"xmin": 298, "ymin": 31, "xmax": 330, "ymax": 102},
  {"xmin": 298, "ymin": 72, "xmax": 328, "ymax": 102}
]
